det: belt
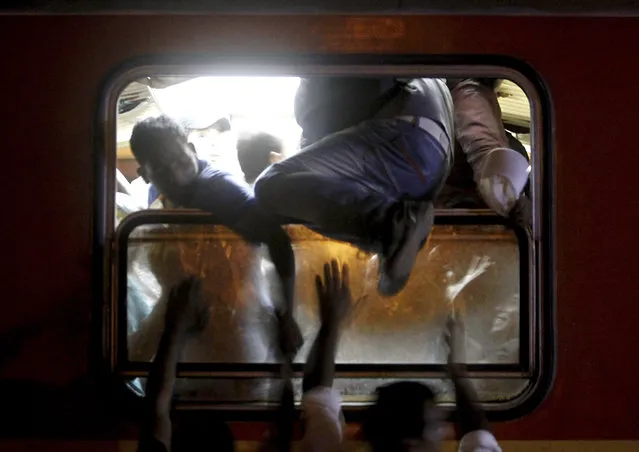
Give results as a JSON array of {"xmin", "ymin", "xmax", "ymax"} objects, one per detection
[{"xmin": 396, "ymin": 115, "xmax": 451, "ymax": 153}]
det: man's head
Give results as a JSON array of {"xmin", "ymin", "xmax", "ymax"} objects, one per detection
[
  {"xmin": 363, "ymin": 382, "xmax": 446, "ymax": 452},
  {"xmin": 236, "ymin": 131, "xmax": 283, "ymax": 184},
  {"xmin": 129, "ymin": 115, "xmax": 199, "ymax": 199}
]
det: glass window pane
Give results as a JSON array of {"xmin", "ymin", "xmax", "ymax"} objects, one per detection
[
  {"xmin": 126, "ymin": 377, "xmax": 529, "ymax": 405},
  {"xmin": 125, "ymin": 223, "xmax": 520, "ymax": 366}
]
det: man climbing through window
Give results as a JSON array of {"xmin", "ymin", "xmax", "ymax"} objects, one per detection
[
  {"xmin": 443, "ymin": 78, "xmax": 531, "ymax": 228},
  {"xmin": 254, "ymin": 78, "xmax": 454, "ymax": 297},
  {"xmin": 129, "ymin": 115, "xmax": 302, "ymax": 355}
]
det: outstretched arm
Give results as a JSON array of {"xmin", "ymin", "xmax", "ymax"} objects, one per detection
[
  {"xmin": 183, "ymin": 173, "xmax": 303, "ymax": 357},
  {"xmin": 261, "ymin": 313, "xmax": 302, "ymax": 452},
  {"xmin": 237, "ymin": 205, "xmax": 302, "ymax": 358},
  {"xmin": 299, "ymin": 260, "xmax": 352, "ymax": 452},
  {"xmin": 303, "ymin": 260, "xmax": 351, "ymax": 393},
  {"xmin": 138, "ymin": 278, "xmax": 210, "ymax": 452},
  {"xmin": 445, "ymin": 314, "xmax": 489, "ymax": 438}
]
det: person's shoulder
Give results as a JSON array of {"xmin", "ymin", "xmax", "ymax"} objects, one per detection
[
  {"xmin": 458, "ymin": 430, "xmax": 502, "ymax": 452},
  {"xmin": 196, "ymin": 160, "xmax": 239, "ymax": 183},
  {"xmin": 193, "ymin": 160, "xmax": 253, "ymax": 197}
]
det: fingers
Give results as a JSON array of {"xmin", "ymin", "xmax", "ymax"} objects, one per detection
[
  {"xmin": 324, "ymin": 262, "xmax": 331, "ymax": 289},
  {"xmin": 315, "ymin": 274, "xmax": 325, "ymax": 298},
  {"xmin": 331, "ymin": 259, "xmax": 339, "ymax": 293},
  {"xmin": 341, "ymin": 263, "xmax": 350, "ymax": 292},
  {"xmin": 317, "ymin": 258, "xmax": 350, "ymax": 299}
]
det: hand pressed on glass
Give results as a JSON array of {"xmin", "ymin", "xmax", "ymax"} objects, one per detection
[{"xmin": 315, "ymin": 259, "xmax": 352, "ymax": 328}]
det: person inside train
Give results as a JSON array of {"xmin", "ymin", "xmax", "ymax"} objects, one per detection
[
  {"xmin": 254, "ymin": 78, "xmax": 454, "ymax": 298},
  {"xmin": 236, "ymin": 130, "xmax": 284, "ymax": 187},
  {"xmin": 442, "ymin": 78, "xmax": 531, "ymax": 228},
  {"xmin": 129, "ymin": 115, "xmax": 302, "ymax": 354},
  {"xmin": 278, "ymin": 77, "xmax": 531, "ymax": 239},
  {"xmin": 146, "ymin": 114, "xmax": 233, "ymax": 207},
  {"xmin": 137, "ymin": 277, "xmax": 235, "ymax": 452}
]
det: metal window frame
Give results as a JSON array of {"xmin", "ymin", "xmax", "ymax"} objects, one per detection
[{"xmin": 93, "ymin": 55, "xmax": 555, "ymax": 421}]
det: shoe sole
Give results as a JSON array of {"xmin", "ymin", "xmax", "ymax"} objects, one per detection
[{"xmin": 378, "ymin": 202, "xmax": 435, "ymax": 297}]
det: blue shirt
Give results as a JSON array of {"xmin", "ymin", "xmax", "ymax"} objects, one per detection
[
  {"xmin": 174, "ymin": 160, "xmax": 279, "ymax": 244},
  {"xmin": 148, "ymin": 184, "xmax": 160, "ymax": 206}
]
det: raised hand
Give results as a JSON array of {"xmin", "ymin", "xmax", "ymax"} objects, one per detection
[{"xmin": 315, "ymin": 259, "xmax": 352, "ymax": 327}]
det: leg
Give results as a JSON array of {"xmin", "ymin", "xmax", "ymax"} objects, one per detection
[
  {"xmin": 452, "ymin": 79, "xmax": 530, "ymax": 218},
  {"xmin": 255, "ymin": 119, "xmax": 449, "ymax": 296}
]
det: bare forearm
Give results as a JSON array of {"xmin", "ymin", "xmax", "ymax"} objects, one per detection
[
  {"xmin": 148, "ymin": 330, "xmax": 184, "ymax": 412},
  {"xmin": 303, "ymin": 324, "xmax": 340, "ymax": 392},
  {"xmin": 139, "ymin": 329, "xmax": 185, "ymax": 451},
  {"xmin": 450, "ymin": 367, "xmax": 489, "ymax": 436},
  {"xmin": 266, "ymin": 228, "xmax": 296, "ymax": 314}
]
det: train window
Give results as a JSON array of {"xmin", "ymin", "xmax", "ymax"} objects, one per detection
[{"xmin": 102, "ymin": 65, "xmax": 551, "ymax": 418}]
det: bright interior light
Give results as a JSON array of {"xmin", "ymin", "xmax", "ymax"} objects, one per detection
[
  {"xmin": 153, "ymin": 77, "xmax": 300, "ymax": 131},
  {"xmin": 150, "ymin": 76, "xmax": 303, "ymax": 165}
]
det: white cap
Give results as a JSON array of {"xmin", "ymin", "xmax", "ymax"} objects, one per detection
[{"xmin": 477, "ymin": 148, "xmax": 530, "ymax": 217}]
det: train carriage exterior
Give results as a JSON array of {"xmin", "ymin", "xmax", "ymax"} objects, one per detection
[{"xmin": 1, "ymin": 3, "xmax": 638, "ymax": 451}]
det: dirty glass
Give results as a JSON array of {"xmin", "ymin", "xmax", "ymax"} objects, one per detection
[
  {"xmin": 126, "ymin": 376, "xmax": 529, "ymax": 405},
  {"xmin": 125, "ymin": 223, "xmax": 521, "ymax": 367}
]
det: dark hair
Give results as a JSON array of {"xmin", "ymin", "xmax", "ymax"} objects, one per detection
[
  {"xmin": 363, "ymin": 382, "xmax": 437, "ymax": 452},
  {"xmin": 236, "ymin": 131, "xmax": 283, "ymax": 184},
  {"xmin": 129, "ymin": 115, "xmax": 189, "ymax": 165}
]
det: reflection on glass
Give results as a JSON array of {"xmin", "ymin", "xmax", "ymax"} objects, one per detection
[{"xmin": 125, "ymin": 224, "xmax": 520, "ymax": 367}]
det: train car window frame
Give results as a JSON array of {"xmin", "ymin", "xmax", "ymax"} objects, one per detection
[{"xmin": 94, "ymin": 56, "xmax": 555, "ymax": 421}]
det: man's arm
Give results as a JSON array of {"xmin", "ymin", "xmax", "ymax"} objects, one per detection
[
  {"xmin": 138, "ymin": 278, "xmax": 209, "ymax": 452},
  {"xmin": 187, "ymin": 172, "xmax": 302, "ymax": 357},
  {"xmin": 299, "ymin": 260, "xmax": 352, "ymax": 452},
  {"xmin": 448, "ymin": 365, "xmax": 489, "ymax": 436},
  {"xmin": 261, "ymin": 316, "xmax": 300, "ymax": 452},
  {"xmin": 445, "ymin": 315, "xmax": 489, "ymax": 438},
  {"xmin": 241, "ymin": 207, "xmax": 302, "ymax": 358},
  {"xmin": 138, "ymin": 329, "xmax": 184, "ymax": 452},
  {"xmin": 303, "ymin": 260, "xmax": 351, "ymax": 392}
]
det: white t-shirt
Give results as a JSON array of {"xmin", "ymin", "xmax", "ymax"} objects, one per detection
[
  {"xmin": 299, "ymin": 387, "xmax": 502, "ymax": 452},
  {"xmin": 459, "ymin": 429, "xmax": 502, "ymax": 452},
  {"xmin": 299, "ymin": 387, "xmax": 344, "ymax": 452}
]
